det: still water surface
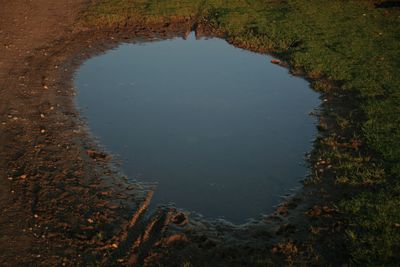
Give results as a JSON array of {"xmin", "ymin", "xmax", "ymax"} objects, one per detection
[{"xmin": 75, "ymin": 33, "xmax": 319, "ymax": 223}]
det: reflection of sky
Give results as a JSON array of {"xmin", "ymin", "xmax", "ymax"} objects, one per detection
[{"xmin": 75, "ymin": 33, "xmax": 319, "ymax": 224}]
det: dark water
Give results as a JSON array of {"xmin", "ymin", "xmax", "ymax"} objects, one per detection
[{"xmin": 75, "ymin": 33, "xmax": 319, "ymax": 223}]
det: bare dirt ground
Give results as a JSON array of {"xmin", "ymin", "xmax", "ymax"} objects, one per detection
[
  {"xmin": 0, "ymin": 0, "xmax": 86, "ymax": 264},
  {"xmin": 0, "ymin": 1, "xmax": 151, "ymax": 265},
  {"xmin": 0, "ymin": 1, "xmax": 347, "ymax": 266}
]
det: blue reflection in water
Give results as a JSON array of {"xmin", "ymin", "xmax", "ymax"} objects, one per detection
[{"xmin": 75, "ymin": 33, "xmax": 319, "ymax": 223}]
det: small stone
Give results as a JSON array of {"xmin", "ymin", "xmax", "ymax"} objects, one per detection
[
  {"xmin": 86, "ymin": 149, "xmax": 107, "ymax": 159},
  {"xmin": 43, "ymin": 85, "xmax": 48, "ymax": 89},
  {"xmin": 172, "ymin": 213, "xmax": 188, "ymax": 226},
  {"xmin": 40, "ymin": 129, "xmax": 45, "ymax": 134}
]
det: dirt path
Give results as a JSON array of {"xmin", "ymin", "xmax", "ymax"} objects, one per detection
[
  {"xmin": 0, "ymin": 1, "xmax": 87, "ymax": 265},
  {"xmin": 0, "ymin": 0, "xmax": 83, "ymax": 76},
  {"xmin": 0, "ymin": 1, "xmax": 143, "ymax": 265}
]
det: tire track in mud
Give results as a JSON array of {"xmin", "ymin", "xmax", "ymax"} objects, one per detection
[{"xmin": 102, "ymin": 191, "xmax": 156, "ymax": 265}]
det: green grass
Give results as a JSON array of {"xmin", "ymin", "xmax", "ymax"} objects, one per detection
[
  {"xmin": 342, "ymin": 182, "xmax": 400, "ymax": 265},
  {"xmin": 82, "ymin": 1, "xmax": 400, "ymax": 265},
  {"xmin": 83, "ymin": 0, "xmax": 204, "ymax": 26}
]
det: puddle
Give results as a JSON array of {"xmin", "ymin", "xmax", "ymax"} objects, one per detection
[{"xmin": 75, "ymin": 33, "xmax": 319, "ymax": 223}]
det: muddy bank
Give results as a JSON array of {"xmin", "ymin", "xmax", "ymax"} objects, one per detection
[{"xmin": 0, "ymin": 2, "xmax": 354, "ymax": 266}]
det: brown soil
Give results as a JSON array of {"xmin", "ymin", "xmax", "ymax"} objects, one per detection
[
  {"xmin": 0, "ymin": 1, "xmax": 157, "ymax": 265},
  {"xmin": 0, "ymin": 1, "xmax": 87, "ymax": 265},
  {"xmin": 0, "ymin": 1, "xmax": 349, "ymax": 266}
]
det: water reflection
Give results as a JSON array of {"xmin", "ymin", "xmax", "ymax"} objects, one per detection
[{"xmin": 75, "ymin": 33, "xmax": 319, "ymax": 223}]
